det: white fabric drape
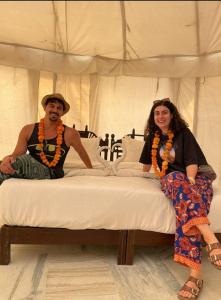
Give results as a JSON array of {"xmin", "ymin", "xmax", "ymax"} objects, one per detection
[
  {"xmin": 197, "ymin": 77, "xmax": 221, "ymax": 184},
  {"xmin": 0, "ymin": 65, "xmax": 39, "ymax": 158},
  {"xmin": 1, "ymin": 2, "xmax": 221, "ymax": 77},
  {"xmin": 38, "ymin": 72, "xmax": 90, "ymax": 130},
  {"xmin": 89, "ymin": 76, "xmax": 192, "ymax": 139},
  {"xmin": 55, "ymin": 74, "xmax": 90, "ymax": 129},
  {"xmin": 90, "ymin": 75, "xmax": 158, "ymax": 138},
  {"xmin": 176, "ymin": 78, "xmax": 196, "ymax": 131}
]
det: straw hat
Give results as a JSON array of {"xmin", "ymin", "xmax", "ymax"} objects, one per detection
[{"xmin": 41, "ymin": 93, "xmax": 70, "ymax": 114}]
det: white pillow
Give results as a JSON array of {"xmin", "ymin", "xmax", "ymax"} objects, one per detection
[
  {"xmin": 111, "ymin": 137, "xmax": 157, "ymax": 177},
  {"xmin": 111, "ymin": 137, "xmax": 144, "ymax": 174},
  {"xmin": 121, "ymin": 136, "xmax": 145, "ymax": 162},
  {"xmin": 64, "ymin": 137, "xmax": 105, "ymax": 169}
]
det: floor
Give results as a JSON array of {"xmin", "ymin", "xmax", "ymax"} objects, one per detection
[{"xmin": 0, "ymin": 244, "xmax": 220, "ymax": 300}]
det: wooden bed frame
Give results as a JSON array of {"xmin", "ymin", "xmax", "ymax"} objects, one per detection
[
  {"xmin": 0, "ymin": 225, "xmax": 128, "ymax": 265},
  {"xmin": 1, "ymin": 127, "xmax": 220, "ymax": 265},
  {"xmin": 1, "ymin": 226, "xmax": 220, "ymax": 265},
  {"xmin": 0, "ymin": 225, "xmax": 174, "ymax": 265}
]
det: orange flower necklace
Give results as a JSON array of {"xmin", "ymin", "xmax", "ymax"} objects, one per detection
[
  {"xmin": 38, "ymin": 118, "xmax": 64, "ymax": 168},
  {"xmin": 151, "ymin": 131, "xmax": 174, "ymax": 178}
]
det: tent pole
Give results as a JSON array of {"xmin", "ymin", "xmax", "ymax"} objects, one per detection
[
  {"xmin": 52, "ymin": 0, "xmax": 65, "ymax": 53},
  {"xmin": 193, "ymin": 78, "xmax": 200, "ymax": 136},
  {"xmin": 193, "ymin": 1, "xmax": 200, "ymax": 136},
  {"xmin": 53, "ymin": 73, "xmax": 57, "ymax": 93},
  {"xmin": 170, "ymin": 78, "xmax": 180, "ymax": 106},
  {"xmin": 65, "ymin": 1, "xmax": 69, "ymax": 52},
  {"xmin": 194, "ymin": 1, "xmax": 200, "ymax": 55},
  {"xmin": 120, "ymin": 1, "xmax": 127, "ymax": 60}
]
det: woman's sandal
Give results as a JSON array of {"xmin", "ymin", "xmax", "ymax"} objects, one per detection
[
  {"xmin": 177, "ymin": 276, "xmax": 203, "ymax": 300},
  {"xmin": 206, "ymin": 242, "xmax": 221, "ymax": 270}
]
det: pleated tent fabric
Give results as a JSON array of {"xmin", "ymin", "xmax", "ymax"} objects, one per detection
[
  {"xmin": 0, "ymin": 1, "xmax": 221, "ymax": 76},
  {"xmin": 0, "ymin": 1, "xmax": 221, "ymax": 183}
]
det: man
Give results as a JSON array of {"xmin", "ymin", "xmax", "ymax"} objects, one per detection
[{"xmin": 0, "ymin": 93, "xmax": 92, "ymax": 184}]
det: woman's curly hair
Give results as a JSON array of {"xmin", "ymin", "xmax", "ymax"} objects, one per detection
[{"xmin": 145, "ymin": 98, "xmax": 188, "ymax": 135}]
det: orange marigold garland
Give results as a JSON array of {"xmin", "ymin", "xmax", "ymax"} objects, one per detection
[
  {"xmin": 151, "ymin": 131, "xmax": 174, "ymax": 178},
  {"xmin": 38, "ymin": 118, "xmax": 64, "ymax": 168}
]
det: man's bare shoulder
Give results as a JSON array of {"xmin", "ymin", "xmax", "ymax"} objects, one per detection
[
  {"xmin": 65, "ymin": 126, "xmax": 79, "ymax": 137},
  {"xmin": 23, "ymin": 123, "xmax": 35, "ymax": 130},
  {"xmin": 64, "ymin": 126, "xmax": 80, "ymax": 146},
  {"xmin": 20, "ymin": 123, "xmax": 35, "ymax": 139},
  {"xmin": 21, "ymin": 123, "xmax": 35, "ymax": 132}
]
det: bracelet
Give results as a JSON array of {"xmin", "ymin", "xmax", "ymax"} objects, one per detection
[{"xmin": 188, "ymin": 176, "xmax": 195, "ymax": 184}]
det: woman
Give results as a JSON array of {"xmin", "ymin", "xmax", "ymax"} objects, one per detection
[{"xmin": 139, "ymin": 98, "xmax": 221, "ymax": 300}]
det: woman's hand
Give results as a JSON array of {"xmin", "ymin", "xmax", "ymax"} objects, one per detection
[
  {"xmin": 187, "ymin": 176, "xmax": 195, "ymax": 185},
  {"xmin": 186, "ymin": 164, "xmax": 198, "ymax": 185}
]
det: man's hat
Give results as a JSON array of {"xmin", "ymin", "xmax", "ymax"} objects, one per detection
[{"xmin": 41, "ymin": 93, "xmax": 70, "ymax": 114}]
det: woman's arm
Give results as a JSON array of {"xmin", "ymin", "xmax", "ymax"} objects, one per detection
[{"xmin": 186, "ymin": 164, "xmax": 198, "ymax": 184}]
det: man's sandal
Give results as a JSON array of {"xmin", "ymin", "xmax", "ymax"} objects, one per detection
[
  {"xmin": 177, "ymin": 276, "xmax": 203, "ymax": 300},
  {"xmin": 206, "ymin": 242, "xmax": 221, "ymax": 270}
]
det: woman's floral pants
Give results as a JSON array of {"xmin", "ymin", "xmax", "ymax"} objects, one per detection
[{"xmin": 161, "ymin": 171, "xmax": 213, "ymax": 270}]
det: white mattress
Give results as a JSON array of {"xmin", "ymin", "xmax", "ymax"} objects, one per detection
[{"xmin": 0, "ymin": 176, "xmax": 220, "ymax": 233}]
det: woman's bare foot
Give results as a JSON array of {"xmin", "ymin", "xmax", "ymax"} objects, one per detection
[
  {"xmin": 196, "ymin": 223, "xmax": 221, "ymax": 268},
  {"xmin": 178, "ymin": 269, "xmax": 202, "ymax": 299},
  {"xmin": 206, "ymin": 242, "xmax": 221, "ymax": 268}
]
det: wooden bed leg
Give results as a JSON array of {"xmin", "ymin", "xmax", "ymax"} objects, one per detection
[
  {"xmin": 215, "ymin": 233, "xmax": 221, "ymax": 241},
  {"xmin": 0, "ymin": 225, "xmax": 11, "ymax": 265},
  {"xmin": 124, "ymin": 230, "xmax": 135, "ymax": 265},
  {"xmin": 117, "ymin": 230, "xmax": 127, "ymax": 265}
]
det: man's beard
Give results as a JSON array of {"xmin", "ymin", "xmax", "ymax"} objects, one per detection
[{"xmin": 49, "ymin": 113, "xmax": 59, "ymax": 121}]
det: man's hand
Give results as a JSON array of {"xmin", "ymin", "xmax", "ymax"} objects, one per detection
[{"xmin": 0, "ymin": 156, "xmax": 16, "ymax": 175}]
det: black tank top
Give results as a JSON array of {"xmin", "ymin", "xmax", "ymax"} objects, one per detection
[{"xmin": 27, "ymin": 123, "xmax": 70, "ymax": 178}]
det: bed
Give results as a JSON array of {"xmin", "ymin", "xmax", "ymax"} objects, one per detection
[{"xmin": 0, "ymin": 128, "xmax": 221, "ymax": 265}]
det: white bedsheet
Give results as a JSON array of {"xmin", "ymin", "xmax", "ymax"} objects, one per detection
[{"xmin": 0, "ymin": 177, "xmax": 220, "ymax": 233}]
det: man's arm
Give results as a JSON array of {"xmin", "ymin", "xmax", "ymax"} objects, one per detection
[
  {"xmin": 0, "ymin": 125, "xmax": 30, "ymax": 174},
  {"xmin": 67, "ymin": 128, "xmax": 93, "ymax": 168}
]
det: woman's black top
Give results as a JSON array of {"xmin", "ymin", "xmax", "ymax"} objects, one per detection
[{"xmin": 139, "ymin": 127, "xmax": 208, "ymax": 174}]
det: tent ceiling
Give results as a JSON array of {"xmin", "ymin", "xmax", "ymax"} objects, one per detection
[{"xmin": 0, "ymin": 1, "xmax": 221, "ymax": 77}]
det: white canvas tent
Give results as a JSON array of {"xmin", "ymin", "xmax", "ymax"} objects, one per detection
[{"xmin": 0, "ymin": 1, "xmax": 221, "ymax": 183}]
